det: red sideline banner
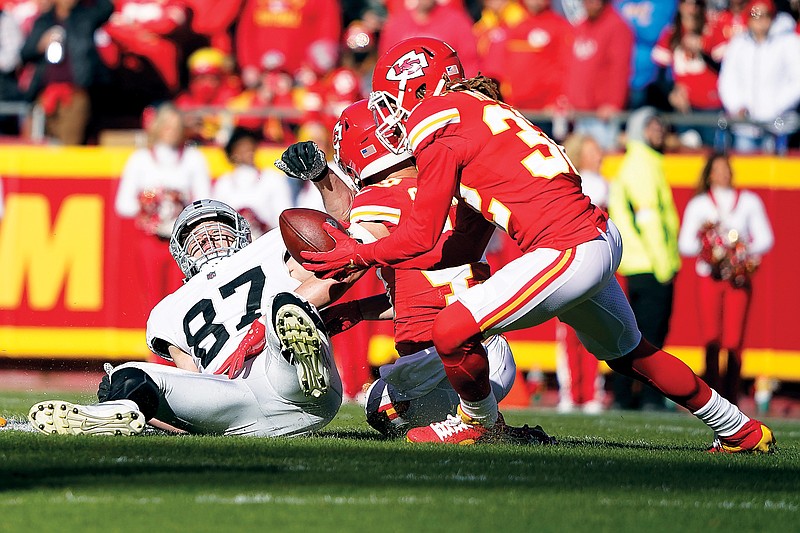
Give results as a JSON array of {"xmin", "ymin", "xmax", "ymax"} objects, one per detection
[{"xmin": 0, "ymin": 147, "xmax": 798, "ymax": 381}]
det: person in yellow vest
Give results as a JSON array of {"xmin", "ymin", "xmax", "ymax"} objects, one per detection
[{"xmin": 607, "ymin": 106, "xmax": 681, "ymax": 411}]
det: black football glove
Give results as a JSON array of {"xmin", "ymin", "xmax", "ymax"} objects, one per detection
[{"xmin": 274, "ymin": 141, "xmax": 329, "ymax": 182}]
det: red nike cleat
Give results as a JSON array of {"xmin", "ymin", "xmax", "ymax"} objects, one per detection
[
  {"xmin": 708, "ymin": 419, "xmax": 776, "ymax": 454},
  {"xmin": 405, "ymin": 407, "xmax": 511, "ymax": 445}
]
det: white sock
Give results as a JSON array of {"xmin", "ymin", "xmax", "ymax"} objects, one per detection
[
  {"xmin": 692, "ymin": 389, "xmax": 749, "ymax": 437},
  {"xmin": 460, "ymin": 393, "xmax": 498, "ymax": 428}
]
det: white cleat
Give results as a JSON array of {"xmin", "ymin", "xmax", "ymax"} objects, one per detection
[
  {"xmin": 28, "ymin": 400, "xmax": 145, "ymax": 436},
  {"xmin": 274, "ymin": 299, "xmax": 329, "ymax": 398}
]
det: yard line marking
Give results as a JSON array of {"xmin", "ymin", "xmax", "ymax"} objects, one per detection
[{"xmin": 196, "ymin": 493, "xmax": 434, "ymax": 506}]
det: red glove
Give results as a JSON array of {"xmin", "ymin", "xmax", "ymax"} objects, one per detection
[
  {"xmin": 301, "ymin": 223, "xmax": 373, "ymax": 280},
  {"xmin": 319, "ymin": 300, "xmax": 364, "ymax": 336},
  {"xmin": 214, "ymin": 317, "xmax": 266, "ymax": 379}
]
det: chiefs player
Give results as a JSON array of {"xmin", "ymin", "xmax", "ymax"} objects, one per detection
[
  {"xmin": 277, "ymin": 101, "xmax": 553, "ymax": 443},
  {"xmin": 298, "ymin": 37, "xmax": 775, "ymax": 452}
]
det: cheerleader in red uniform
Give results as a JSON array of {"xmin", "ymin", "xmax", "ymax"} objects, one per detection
[{"xmin": 678, "ymin": 153, "xmax": 774, "ymax": 405}]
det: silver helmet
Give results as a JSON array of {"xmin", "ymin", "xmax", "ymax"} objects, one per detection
[{"xmin": 169, "ymin": 199, "xmax": 252, "ymax": 279}]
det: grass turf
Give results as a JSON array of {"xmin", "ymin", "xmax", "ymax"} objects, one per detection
[{"xmin": 1, "ymin": 389, "xmax": 798, "ymax": 532}]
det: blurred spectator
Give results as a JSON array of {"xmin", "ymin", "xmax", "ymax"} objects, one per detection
[
  {"xmin": 652, "ymin": 0, "xmax": 724, "ymax": 147},
  {"xmin": 228, "ymin": 68, "xmax": 297, "ymax": 145},
  {"xmin": 340, "ymin": 19, "xmax": 379, "ymax": 96},
  {"xmin": 707, "ymin": 0, "xmax": 795, "ymax": 58},
  {"xmin": 555, "ymin": 133, "xmax": 608, "ymax": 414},
  {"xmin": 383, "ymin": 0, "xmax": 474, "ymax": 17},
  {"xmin": 678, "ymin": 153, "xmax": 774, "ymax": 405},
  {"xmin": 175, "ymin": 47, "xmax": 241, "ymax": 144},
  {"xmin": 300, "ymin": 66, "xmax": 363, "ymax": 132},
  {"xmin": 4, "ymin": 0, "xmax": 51, "ymax": 35},
  {"xmin": 20, "ymin": 0, "xmax": 113, "ymax": 144},
  {"xmin": 96, "ymin": 0, "xmax": 187, "ymax": 99},
  {"xmin": 235, "ymin": 0, "xmax": 342, "ymax": 89},
  {"xmin": 212, "ymin": 127, "xmax": 293, "ymax": 239},
  {"xmin": 378, "ymin": 0, "xmax": 480, "ymax": 75},
  {"xmin": 181, "ymin": 0, "xmax": 242, "ymax": 53},
  {"xmin": 481, "ymin": 0, "xmax": 573, "ymax": 115},
  {"xmin": 607, "ymin": 107, "xmax": 681, "ymax": 410},
  {"xmin": 614, "ymin": 0, "xmax": 676, "ymax": 109},
  {"xmin": 114, "ymin": 103, "xmax": 210, "ymax": 325},
  {"xmin": 0, "ymin": 8, "xmax": 24, "ymax": 134},
  {"xmin": 564, "ymin": 0, "xmax": 633, "ymax": 150},
  {"xmin": 718, "ymin": 0, "xmax": 800, "ymax": 153},
  {"xmin": 473, "ymin": 0, "xmax": 526, "ymax": 59},
  {"xmin": 554, "ymin": 0, "xmax": 586, "ymax": 22},
  {"xmin": 707, "ymin": 0, "xmax": 752, "ymax": 60}
]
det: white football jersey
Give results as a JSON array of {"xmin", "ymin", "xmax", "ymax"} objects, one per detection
[{"xmin": 146, "ymin": 228, "xmax": 301, "ymax": 372}]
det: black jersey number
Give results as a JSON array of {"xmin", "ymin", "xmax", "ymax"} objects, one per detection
[{"xmin": 183, "ymin": 267, "xmax": 266, "ymax": 367}]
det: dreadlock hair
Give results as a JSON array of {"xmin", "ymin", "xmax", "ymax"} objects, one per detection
[{"xmin": 443, "ymin": 74, "xmax": 502, "ymax": 101}]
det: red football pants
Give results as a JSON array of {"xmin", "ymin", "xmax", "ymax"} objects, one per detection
[
  {"xmin": 556, "ymin": 321, "xmax": 601, "ymax": 405},
  {"xmin": 697, "ymin": 275, "xmax": 751, "ymax": 350}
]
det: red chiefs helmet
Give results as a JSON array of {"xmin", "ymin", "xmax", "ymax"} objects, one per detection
[
  {"xmin": 332, "ymin": 99, "xmax": 413, "ymax": 190},
  {"xmin": 369, "ymin": 37, "xmax": 464, "ymax": 154}
]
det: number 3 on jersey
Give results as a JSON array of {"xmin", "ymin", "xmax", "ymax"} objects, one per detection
[{"xmin": 482, "ymin": 104, "xmax": 576, "ymax": 180}]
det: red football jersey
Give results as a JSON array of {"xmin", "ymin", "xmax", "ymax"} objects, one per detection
[
  {"xmin": 364, "ymin": 90, "xmax": 607, "ymax": 268},
  {"xmin": 350, "ymin": 176, "xmax": 490, "ymax": 352}
]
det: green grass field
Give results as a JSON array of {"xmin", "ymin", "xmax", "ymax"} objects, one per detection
[{"xmin": 2, "ymin": 389, "xmax": 799, "ymax": 533}]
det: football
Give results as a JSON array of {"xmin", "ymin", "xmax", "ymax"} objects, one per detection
[{"xmin": 279, "ymin": 208, "xmax": 346, "ymax": 264}]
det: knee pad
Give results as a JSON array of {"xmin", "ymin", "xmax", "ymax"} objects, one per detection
[
  {"xmin": 107, "ymin": 367, "xmax": 160, "ymax": 420},
  {"xmin": 432, "ymin": 302, "xmax": 481, "ymax": 358}
]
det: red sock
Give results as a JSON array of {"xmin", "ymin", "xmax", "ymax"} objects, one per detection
[
  {"xmin": 607, "ymin": 339, "xmax": 712, "ymax": 412},
  {"xmin": 432, "ymin": 302, "xmax": 490, "ymax": 401}
]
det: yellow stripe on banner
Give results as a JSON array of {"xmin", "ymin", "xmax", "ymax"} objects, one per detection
[
  {"xmin": 0, "ymin": 146, "xmax": 287, "ymax": 178},
  {"xmin": 0, "ymin": 327, "xmax": 150, "ymax": 360},
  {"xmin": 602, "ymin": 154, "xmax": 800, "ymax": 190},
  {"xmin": 0, "ymin": 147, "xmax": 798, "ymax": 189},
  {"xmin": 366, "ymin": 335, "xmax": 800, "ymax": 381},
  {"xmin": 506, "ymin": 341, "xmax": 800, "ymax": 382}
]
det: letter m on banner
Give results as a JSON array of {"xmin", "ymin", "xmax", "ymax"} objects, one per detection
[{"xmin": 0, "ymin": 194, "xmax": 103, "ymax": 310}]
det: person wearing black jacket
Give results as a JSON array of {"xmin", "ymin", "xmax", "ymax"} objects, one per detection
[{"xmin": 20, "ymin": 0, "xmax": 112, "ymax": 144}]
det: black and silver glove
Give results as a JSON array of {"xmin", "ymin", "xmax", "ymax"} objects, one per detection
[{"xmin": 274, "ymin": 141, "xmax": 329, "ymax": 182}]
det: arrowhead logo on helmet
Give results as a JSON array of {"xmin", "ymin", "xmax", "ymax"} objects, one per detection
[
  {"xmin": 388, "ymin": 51, "xmax": 429, "ymax": 80},
  {"xmin": 369, "ymin": 37, "xmax": 465, "ymax": 155}
]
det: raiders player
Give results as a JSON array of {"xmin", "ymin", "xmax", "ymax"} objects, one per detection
[{"xmin": 28, "ymin": 199, "xmax": 344, "ymax": 437}]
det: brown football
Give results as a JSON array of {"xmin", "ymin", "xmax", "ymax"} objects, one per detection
[{"xmin": 279, "ymin": 208, "xmax": 346, "ymax": 264}]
